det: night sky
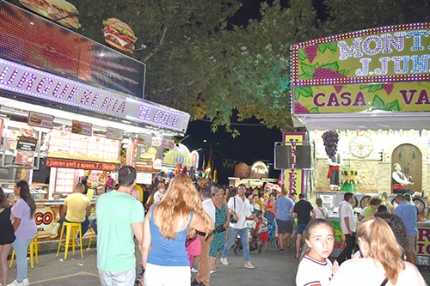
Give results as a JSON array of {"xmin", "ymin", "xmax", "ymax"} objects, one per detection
[
  {"xmin": 185, "ymin": 119, "xmax": 283, "ymax": 185},
  {"xmin": 184, "ymin": 1, "xmax": 292, "ymax": 184}
]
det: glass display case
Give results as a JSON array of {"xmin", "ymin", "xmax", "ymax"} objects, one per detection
[{"xmin": 1, "ymin": 182, "xmax": 48, "ymax": 201}]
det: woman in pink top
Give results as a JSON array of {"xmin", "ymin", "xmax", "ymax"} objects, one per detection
[{"xmin": 9, "ymin": 180, "xmax": 37, "ymax": 286}]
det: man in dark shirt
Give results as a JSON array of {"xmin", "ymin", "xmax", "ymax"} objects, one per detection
[{"xmin": 292, "ymin": 193, "xmax": 315, "ymax": 258}]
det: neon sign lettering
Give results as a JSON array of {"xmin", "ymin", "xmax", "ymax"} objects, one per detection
[
  {"xmin": 338, "ymin": 31, "xmax": 430, "ymax": 76},
  {"xmin": 0, "ymin": 58, "xmax": 189, "ymax": 132},
  {"xmin": 288, "ymin": 138, "xmax": 298, "ymax": 194}
]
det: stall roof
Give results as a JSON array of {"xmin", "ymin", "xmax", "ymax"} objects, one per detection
[
  {"xmin": 295, "ymin": 112, "xmax": 430, "ymax": 131},
  {"xmin": 0, "ymin": 96, "xmax": 176, "ymax": 136}
]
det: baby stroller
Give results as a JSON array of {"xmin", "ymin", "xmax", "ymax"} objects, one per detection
[{"xmin": 234, "ymin": 220, "xmax": 260, "ymax": 255}]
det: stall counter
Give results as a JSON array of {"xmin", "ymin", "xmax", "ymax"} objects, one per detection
[{"xmin": 34, "ymin": 199, "xmax": 96, "ymax": 251}]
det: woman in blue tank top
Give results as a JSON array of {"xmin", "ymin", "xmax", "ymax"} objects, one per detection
[{"xmin": 141, "ymin": 174, "xmax": 214, "ymax": 286}]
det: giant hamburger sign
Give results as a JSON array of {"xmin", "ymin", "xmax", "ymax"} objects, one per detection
[
  {"xmin": 103, "ymin": 18, "xmax": 137, "ymax": 54},
  {"xmin": 19, "ymin": 0, "xmax": 81, "ymax": 29}
]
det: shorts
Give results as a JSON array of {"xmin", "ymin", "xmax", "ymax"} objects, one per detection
[
  {"xmin": 297, "ymin": 223, "xmax": 308, "ymax": 235},
  {"xmin": 99, "ymin": 269, "xmax": 135, "ymax": 286},
  {"xmin": 276, "ymin": 219, "xmax": 293, "ymax": 234},
  {"xmin": 259, "ymin": 231, "xmax": 269, "ymax": 242},
  {"xmin": 144, "ymin": 263, "xmax": 190, "ymax": 286},
  {"xmin": 407, "ymin": 235, "xmax": 416, "ymax": 253}
]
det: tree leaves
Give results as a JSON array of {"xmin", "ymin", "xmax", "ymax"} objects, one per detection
[{"xmin": 7, "ymin": 0, "xmax": 429, "ymax": 133}]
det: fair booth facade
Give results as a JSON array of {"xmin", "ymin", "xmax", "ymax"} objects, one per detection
[{"xmin": 290, "ymin": 23, "xmax": 430, "ymax": 264}]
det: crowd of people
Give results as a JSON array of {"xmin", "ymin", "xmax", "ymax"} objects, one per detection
[
  {"xmin": 296, "ymin": 192, "xmax": 427, "ymax": 286},
  {"xmin": 0, "ymin": 167, "xmax": 429, "ymax": 285}
]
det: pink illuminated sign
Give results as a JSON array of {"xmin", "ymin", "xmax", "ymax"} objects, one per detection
[{"xmin": 0, "ymin": 58, "xmax": 190, "ymax": 132}]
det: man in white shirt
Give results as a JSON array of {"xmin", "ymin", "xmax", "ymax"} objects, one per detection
[
  {"xmin": 153, "ymin": 183, "xmax": 165, "ymax": 203},
  {"xmin": 192, "ymin": 186, "xmax": 215, "ymax": 286},
  {"xmin": 220, "ymin": 184, "xmax": 255, "ymax": 269},
  {"xmin": 337, "ymin": 192, "xmax": 356, "ymax": 264}
]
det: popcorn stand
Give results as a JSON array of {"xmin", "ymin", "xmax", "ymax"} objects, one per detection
[{"xmin": 290, "ymin": 23, "xmax": 430, "ymax": 264}]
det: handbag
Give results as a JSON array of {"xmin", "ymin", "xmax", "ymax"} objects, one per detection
[
  {"xmin": 214, "ymin": 224, "xmax": 226, "ymax": 233},
  {"xmin": 229, "ymin": 197, "xmax": 238, "ymax": 224}
]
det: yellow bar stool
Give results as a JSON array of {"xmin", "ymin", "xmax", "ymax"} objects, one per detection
[
  {"xmin": 9, "ymin": 237, "xmax": 39, "ymax": 269},
  {"xmin": 86, "ymin": 223, "xmax": 97, "ymax": 251},
  {"xmin": 56, "ymin": 222, "xmax": 84, "ymax": 260}
]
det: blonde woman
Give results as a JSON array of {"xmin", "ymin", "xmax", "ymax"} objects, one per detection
[
  {"xmin": 380, "ymin": 192, "xmax": 394, "ymax": 214},
  {"xmin": 329, "ymin": 218, "xmax": 426, "ymax": 286},
  {"xmin": 142, "ymin": 174, "xmax": 214, "ymax": 286},
  {"xmin": 314, "ymin": 198, "xmax": 328, "ymax": 219}
]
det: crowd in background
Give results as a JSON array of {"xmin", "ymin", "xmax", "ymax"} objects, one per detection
[{"xmin": 1, "ymin": 172, "xmax": 429, "ymax": 286}]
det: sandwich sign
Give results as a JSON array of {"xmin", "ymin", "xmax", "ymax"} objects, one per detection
[
  {"xmin": 28, "ymin": 111, "xmax": 54, "ymax": 129},
  {"xmin": 103, "ymin": 18, "xmax": 138, "ymax": 54},
  {"xmin": 18, "ymin": 0, "xmax": 80, "ymax": 29}
]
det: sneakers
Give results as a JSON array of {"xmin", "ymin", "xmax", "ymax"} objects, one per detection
[
  {"xmin": 7, "ymin": 279, "xmax": 25, "ymax": 286},
  {"xmin": 23, "ymin": 279, "xmax": 30, "ymax": 286},
  {"xmin": 220, "ymin": 257, "xmax": 229, "ymax": 265},
  {"xmin": 244, "ymin": 262, "xmax": 255, "ymax": 269},
  {"xmin": 191, "ymin": 267, "xmax": 198, "ymax": 273},
  {"xmin": 210, "ymin": 268, "xmax": 215, "ymax": 274}
]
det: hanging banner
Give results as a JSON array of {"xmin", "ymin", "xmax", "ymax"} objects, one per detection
[
  {"xmin": 28, "ymin": 111, "xmax": 54, "ymax": 129},
  {"xmin": 106, "ymin": 127, "xmax": 124, "ymax": 141},
  {"xmin": 282, "ymin": 132, "xmax": 306, "ymax": 195},
  {"xmin": 16, "ymin": 136, "xmax": 37, "ymax": 166},
  {"xmin": 72, "ymin": 120, "xmax": 92, "ymax": 136}
]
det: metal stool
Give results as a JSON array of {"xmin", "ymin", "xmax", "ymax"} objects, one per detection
[
  {"xmin": 56, "ymin": 222, "xmax": 84, "ymax": 260},
  {"xmin": 9, "ymin": 237, "xmax": 39, "ymax": 269}
]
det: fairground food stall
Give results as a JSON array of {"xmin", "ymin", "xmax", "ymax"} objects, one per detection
[
  {"xmin": 228, "ymin": 160, "xmax": 278, "ymax": 189},
  {"xmin": 0, "ymin": 1, "xmax": 190, "ymax": 248},
  {"xmin": 290, "ymin": 23, "xmax": 430, "ymax": 264}
]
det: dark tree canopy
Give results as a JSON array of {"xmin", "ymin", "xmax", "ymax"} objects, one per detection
[{"xmin": 7, "ymin": 0, "xmax": 430, "ymax": 134}]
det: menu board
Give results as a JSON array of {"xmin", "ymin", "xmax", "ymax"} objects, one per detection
[
  {"xmin": 55, "ymin": 168, "xmax": 76, "ymax": 193},
  {"xmin": 4, "ymin": 124, "xmax": 39, "ymax": 167},
  {"xmin": 48, "ymin": 129, "xmax": 121, "ymax": 163}
]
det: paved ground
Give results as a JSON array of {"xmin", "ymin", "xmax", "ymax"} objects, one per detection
[{"xmin": 6, "ymin": 243, "xmax": 430, "ymax": 285}]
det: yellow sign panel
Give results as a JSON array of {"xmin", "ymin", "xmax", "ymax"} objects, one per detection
[{"xmin": 282, "ymin": 132, "xmax": 305, "ymax": 195}]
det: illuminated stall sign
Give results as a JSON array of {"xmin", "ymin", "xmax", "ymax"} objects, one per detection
[
  {"xmin": 282, "ymin": 132, "xmax": 306, "ymax": 195},
  {"xmin": 417, "ymin": 226, "xmax": 430, "ymax": 256},
  {"xmin": 46, "ymin": 158, "xmax": 117, "ymax": 171},
  {"xmin": 162, "ymin": 144, "xmax": 192, "ymax": 168},
  {"xmin": 28, "ymin": 111, "xmax": 54, "ymax": 129},
  {"xmin": 291, "ymin": 23, "xmax": 430, "ymax": 114},
  {"xmin": 250, "ymin": 161, "xmax": 269, "ymax": 179},
  {"xmin": 0, "ymin": 1, "xmax": 145, "ymax": 98},
  {"xmin": 0, "ymin": 58, "xmax": 190, "ymax": 132}
]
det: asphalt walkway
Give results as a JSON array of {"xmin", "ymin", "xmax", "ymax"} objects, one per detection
[{"xmin": 6, "ymin": 244, "xmax": 430, "ymax": 285}]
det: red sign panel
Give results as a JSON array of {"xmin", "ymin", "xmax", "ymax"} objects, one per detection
[{"xmin": 45, "ymin": 158, "xmax": 117, "ymax": 171}]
